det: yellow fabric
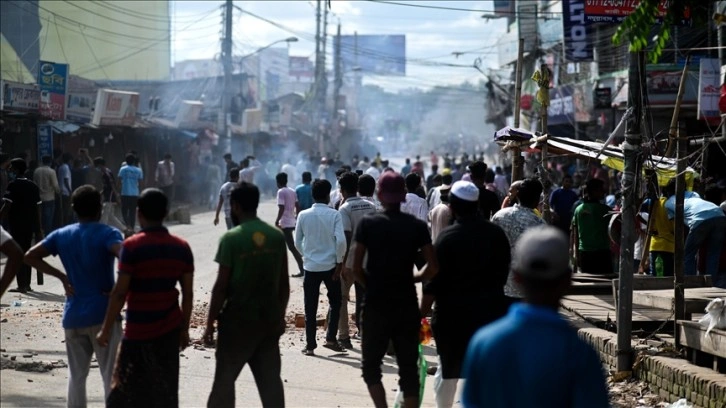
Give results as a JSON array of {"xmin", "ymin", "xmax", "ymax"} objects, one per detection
[
  {"xmin": 649, "ymin": 197, "xmax": 675, "ymax": 253},
  {"xmin": 531, "ymin": 68, "xmax": 550, "ymax": 107},
  {"xmin": 601, "ymin": 157, "xmax": 696, "ymax": 189}
]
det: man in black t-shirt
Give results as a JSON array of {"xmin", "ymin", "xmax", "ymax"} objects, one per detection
[
  {"xmin": 352, "ymin": 171, "xmax": 438, "ymax": 408},
  {"xmin": 0, "ymin": 159, "xmax": 42, "ymax": 293},
  {"xmin": 469, "ymin": 161, "xmax": 500, "ymax": 220}
]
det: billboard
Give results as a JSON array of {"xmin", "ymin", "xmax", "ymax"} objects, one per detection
[
  {"xmin": 91, "ymin": 89, "xmax": 140, "ymax": 127},
  {"xmin": 337, "ymin": 35, "xmax": 406, "ymax": 76},
  {"xmin": 697, "ymin": 58, "xmax": 721, "ymax": 121},
  {"xmin": 38, "ymin": 61, "xmax": 68, "ymax": 120},
  {"xmin": 1, "ymin": 81, "xmax": 40, "ymax": 112},
  {"xmin": 66, "ymin": 91, "xmax": 96, "ymax": 123},
  {"xmin": 584, "ymin": 0, "xmax": 668, "ymax": 23},
  {"xmin": 548, "ymin": 83, "xmax": 594, "ymax": 125},
  {"xmin": 563, "ymin": 0, "xmax": 594, "ymax": 62}
]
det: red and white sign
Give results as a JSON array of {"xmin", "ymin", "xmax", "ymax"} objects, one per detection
[
  {"xmin": 585, "ymin": 0, "xmax": 669, "ymax": 22},
  {"xmin": 697, "ymin": 58, "xmax": 721, "ymax": 121},
  {"xmin": 91, "ymin": 89, "xmax": 139, "ymax": 126}
]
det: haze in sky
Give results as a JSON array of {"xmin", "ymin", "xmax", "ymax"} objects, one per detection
[{"xmin": 171, "ymin": 1, "xmax": 508, "ymax": 91}]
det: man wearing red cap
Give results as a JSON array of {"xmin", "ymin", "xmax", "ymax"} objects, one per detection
[{"xmin": 352, "ymin": 171, "xmax": 439, "ymax": 408}]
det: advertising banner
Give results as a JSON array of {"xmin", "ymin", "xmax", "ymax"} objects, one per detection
[
  {"xmin": 37, "ymin": 123, "xmax": 54, "ymax": 162},
  {"xmin": 66, "ymin": 91, "xmax": 96, "ymax": 123},
  {"xmin": 548, "ymin": 83, "xmax": 594, "ymax": 125},
  {"xmin": 584, "ymin": 0, "xmax": 669, "ymax": 23},
  {"xmin": 697, "ymin": 58, "xmax": 721, "ymax": 120},
  {"xmin": 91, "ymin": 89, "xmax": 140, "ymax": 127},
  {"xmin": 645, "ymin": 64, "xmax": 699, "ymax": 106},
  {"xmin": 1, "ymin": 81, "xmax": 40, "ymax": 112},
  {"xmin": 562, "ymin": 0, "xmax": 594, "ymax": 62},
  {"xmin": 337, "ymin": 35, "xmax": 406, "ymax": 76},
  {"xmin": 38, "ymin": 61, "xmax": 69, "ymax": 120}
]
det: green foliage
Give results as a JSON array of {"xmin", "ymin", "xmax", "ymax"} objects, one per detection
[{"xmin": 612, "ymin": 0, "xmax": 692, "ymax": 63}]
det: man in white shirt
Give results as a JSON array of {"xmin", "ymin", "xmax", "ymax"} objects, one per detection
[
  {"xmin": 34, "ymin": 155, "xmax": 60, "ymax": 234},
  {"xmin": 401, "ymin": 173, "xmax": 429, "ymax": 223},
  {"xmin": 275, "ymin": 172, "xmax": 304, "ymax": 277},
  {"xmin": 337, "ymin": 172, "xmax": 377, "ymax": 349},
  {"xmin": 295, "ymin": 179, "xmax": 347, "ymax": 356},
  {"xmin": 57, "ymin": 153, "xmax": 73, "ymax": 225},
  {"xmin": 280, "ymin": 160, "xmax": 297, "ymax": 186},
  {"xmin": 238, "ymin": 156, "xmax": 262, "ymax": 184},
  {"xmin": 365, "ymin": 163, "xmax": 381, "ymax": 181},
  {"xmin": 155, "ymin": 153, "xmax": 175, "ymax": 202}
]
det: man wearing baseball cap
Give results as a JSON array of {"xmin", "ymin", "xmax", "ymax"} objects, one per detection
[
  {"xmin": 422, "ymin": 181, "xmax": 511, "ymax": 407},
  {"xmin": 352, "ymin": 171, "xmax": 438, "ymax": 408},
  {"xmin": 461, "ymin": 226, "xmax": 608, "ymax": 408}
]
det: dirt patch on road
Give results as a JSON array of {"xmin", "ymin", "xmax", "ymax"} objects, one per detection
[
  {"xmin": 609, "ymin": 379, "xmax": 665, "ymax": 408},
  {"xmin": 1, "ymin": 357, "xmax": 67, "ymax": 372}
]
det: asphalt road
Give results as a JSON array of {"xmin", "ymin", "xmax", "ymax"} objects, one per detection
[{"xmin": 0, "ymin": 199, "xmax": 450, "ymax": 407}]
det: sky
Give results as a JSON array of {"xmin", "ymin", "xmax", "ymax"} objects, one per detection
[{"xmin": 171, "ymin": 0, "xmax": 509, "ymax": 91}]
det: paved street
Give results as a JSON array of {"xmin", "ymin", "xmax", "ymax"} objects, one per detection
[{"xmin": 0, "ymin": 199, "xmax": 446, "ymax": 407}]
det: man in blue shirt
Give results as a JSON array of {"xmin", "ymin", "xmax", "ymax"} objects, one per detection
[
  {"xmin": 549, "ymin": 174, "xmax": 579, "ymax": 235},
  {"xmin": 25, "ymin": 185, "xmax": 124, "ymax": 407},
  {"xmin": 295, "ymin": 171, "xmax": 314, "ymax": 213},
  {"xmin": 462, "ymin": 226, "xmax": 609, "ymax": 408},
  {"xmin": 118, "ymin": 154, "xmax": 144, "ymax": 235},
  {"xmin": 664, "ymin": 179, "xmax": 726, "ymax": 276}
]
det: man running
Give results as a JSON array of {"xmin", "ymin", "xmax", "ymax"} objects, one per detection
[{"xmin": 275, "ymin": 172, "xmax": 305, "ymax": 278}]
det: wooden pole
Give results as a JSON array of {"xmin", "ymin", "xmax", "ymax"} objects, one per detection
[
  {"xmin": 664, "ymin": 56, "xmax": 692, "ymax": 157},
  {"xmin": 512, "ymin": 38, "xmax": 525, "ymax": 182},
  {"xmin": 616, "ymin": 50, "xmax": 645, "ymax": 373},
  {"xmin": 674, "ymin": 125, "xmax": 686, "ymax": 345}
]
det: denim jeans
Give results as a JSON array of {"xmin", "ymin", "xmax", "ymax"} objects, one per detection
[
  {"xmin": 120, "ymin": 196, "xmax": 138, "ymax": 230},
  {"xmin": 64, "ymin": 321, "xmax": 122, "ymax": 408},
  {"xmin": 303, "ymin": 268, "xmax": 341, "ymax": 349},
  {"xmin": 40, "ymin": 200, "xmax": 55, "ymax": 234},
  {"xmin": 282, "ymin": 228, "xmax": 304, "ymax": 275},
  {"xmin": 207, "ymin": 321, "xmax": 284, "ymax": 408},
  {"xmin": 224, "ymin": 217, "xmax": 234, "ymax": 230},
  {"xmin": 685, "ymin": 217, "xmax": 726, "ymax": 276}
]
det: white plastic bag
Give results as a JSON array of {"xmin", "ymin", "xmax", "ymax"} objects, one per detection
[
  {"xmin": 697, "ymin": 298, "xmax": 726, "ymax": 336},
  {"xmin": 669, "ymin": 398, "xmax": 693, "ymax": 407}
]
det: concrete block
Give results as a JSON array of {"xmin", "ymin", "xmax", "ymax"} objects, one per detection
[{"xmin": 659, "ymin": 389, "xmax": 671, "ymax": 400}]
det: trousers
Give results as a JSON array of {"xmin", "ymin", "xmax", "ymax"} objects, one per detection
[{"xmin": 65, "ymin": 321, "xmax": 122, "ymax": 408}]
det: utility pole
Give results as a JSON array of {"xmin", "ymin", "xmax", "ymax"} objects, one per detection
[
  {"xmin": 511, "ymin": 38, "xmax": 525, "ymax": 182},
  {"xmin": 333, "ymin": 23, "xmax": 342, "ymax": 144},
  {"xmin": 616, "ymin": 50, "xmax": 645, "ymax": 373},
  {"xmin": 320, "ymin": 4, "xmax": 329, "ymax": 133},
  {"xmin": 314, "ymin": 0, "xmax": 323, "ymax": 152},
  {"xmin": 219, "ymin": 0, "xmax": 233, "ymax": 154},
  {"xmin": 674, "ymin": 124, "xmax": 686, "ymax": 345}
]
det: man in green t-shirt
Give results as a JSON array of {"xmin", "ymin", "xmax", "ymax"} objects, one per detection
[
  {"xmin": 571, "ymin": 179, "xmax": 613, "ymax": 274},
  {"xmin": 205, "ymin": 182, "xmax": 289, "ymax": 407}
]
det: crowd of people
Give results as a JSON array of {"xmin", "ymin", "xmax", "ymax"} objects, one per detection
[{"xmin": 1, "ymin": 145, "xmax": 726, "ymax": 407}]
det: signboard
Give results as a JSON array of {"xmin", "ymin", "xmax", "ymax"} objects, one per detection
[
  {"xmin": 38, "ymin": 61, "xmax": 69, "ymax": 120},
  {"xmin": 174, "ymin": 100, "xmax": 204, "ymax": 128},
  {"xmin": 518, "ymin": 4, "xmax": 538, "ymax": 55},
  {"xmin": 548, "ymin": 83, "xmax": 594, "ymax": 125},
  {"xmin": 594, "ymin": 88, "xmax": 612, "ymax": 109},
  {"xmin": 697, "ymin": 58, "xmax": 721, "ymax": 120},
  {"xmin": 645, "ymin": 64, "xmax": 699, "ymax": 106},
  {"xmin": 563, "ymin": 0, "xmax": 594, "ymax": 62},
  {"xmin": 91, "ymin": 89, "xmax": 140, "ymax": 126},
  {"xmin": 66, "ymin": 91, "xmax": 96, "ymax": 123},
  {"xmin": 1, "ymin": 81, "xmax": 40, "ymax": 112},
  {"xmin": 337, "ymin": 35, "xmax": 406, "ymax": 76},
  {"xmin": 37, "ymin": 123, "xmax": 54, "ymax": 162},
  {"xmin": 585, "ymin": 0, "xmax": 669, "ymax": 23},
  {"xmin": 493, "ymin": 0, "xmax": 513, "ymax": 17}
]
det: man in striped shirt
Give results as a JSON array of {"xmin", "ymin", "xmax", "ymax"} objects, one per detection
[{"xmin": 97, "ymin": 188, "xmax": 194, "ymax": 407}]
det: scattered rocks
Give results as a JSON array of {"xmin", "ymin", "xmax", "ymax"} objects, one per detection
[{"xmin": 0, "ymin": 318, "xmax": 8, "ymax": 323}]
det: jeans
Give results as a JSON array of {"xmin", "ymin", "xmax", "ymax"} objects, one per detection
[
  {"xmin": 120, "ymin": 196, "xmax": 138, "ymax": 230},
  {"xmin": 61, "ymin": 194, "xmax": 72, "ymax": 226},
  {"xmin": 40, "ymin": 200, "xmax": 55, "ymax": 234},
  {"xmin": 338, "ymin": 274, "xmax": 363, "ymax": 340},
  {"xmin": 282, "ymin": 228, "xmax": 304, "ymax": 275},
  {"xmin": 9, "ymin": 227, "xmax": 32, "ymax": 289},
  {"xmin": 207, "ymin": 321, "xmax": 284, "ymax": 408},
  {"xmin": 361, "ymin": 300, "xmax": 420, "ymax": 398},
  {"xmin": 160, "ymin": 185, "xmax": 174, "ymax": 204},
  {"xmin": 65, "ymin": 321, "xmax": 122, "ymax": 408},
  {"xmin": 224, "ymin": 217, "xmax": 234, "ymax": 230},
  {"xmin": 685, "ymin": 217, "xmax": 726, "ymax": 276},
  {"xmin": 101, "ymin": 202, "xmax": 126, "ymax": 231},
  {"xmin": 303, "ymin": 268, "xmax": 341, "ymax": 349}
]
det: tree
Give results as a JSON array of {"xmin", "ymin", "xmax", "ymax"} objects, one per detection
[{"xmin": 613, "ymin": 0, "xmax": 707, "ymax": 63}]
